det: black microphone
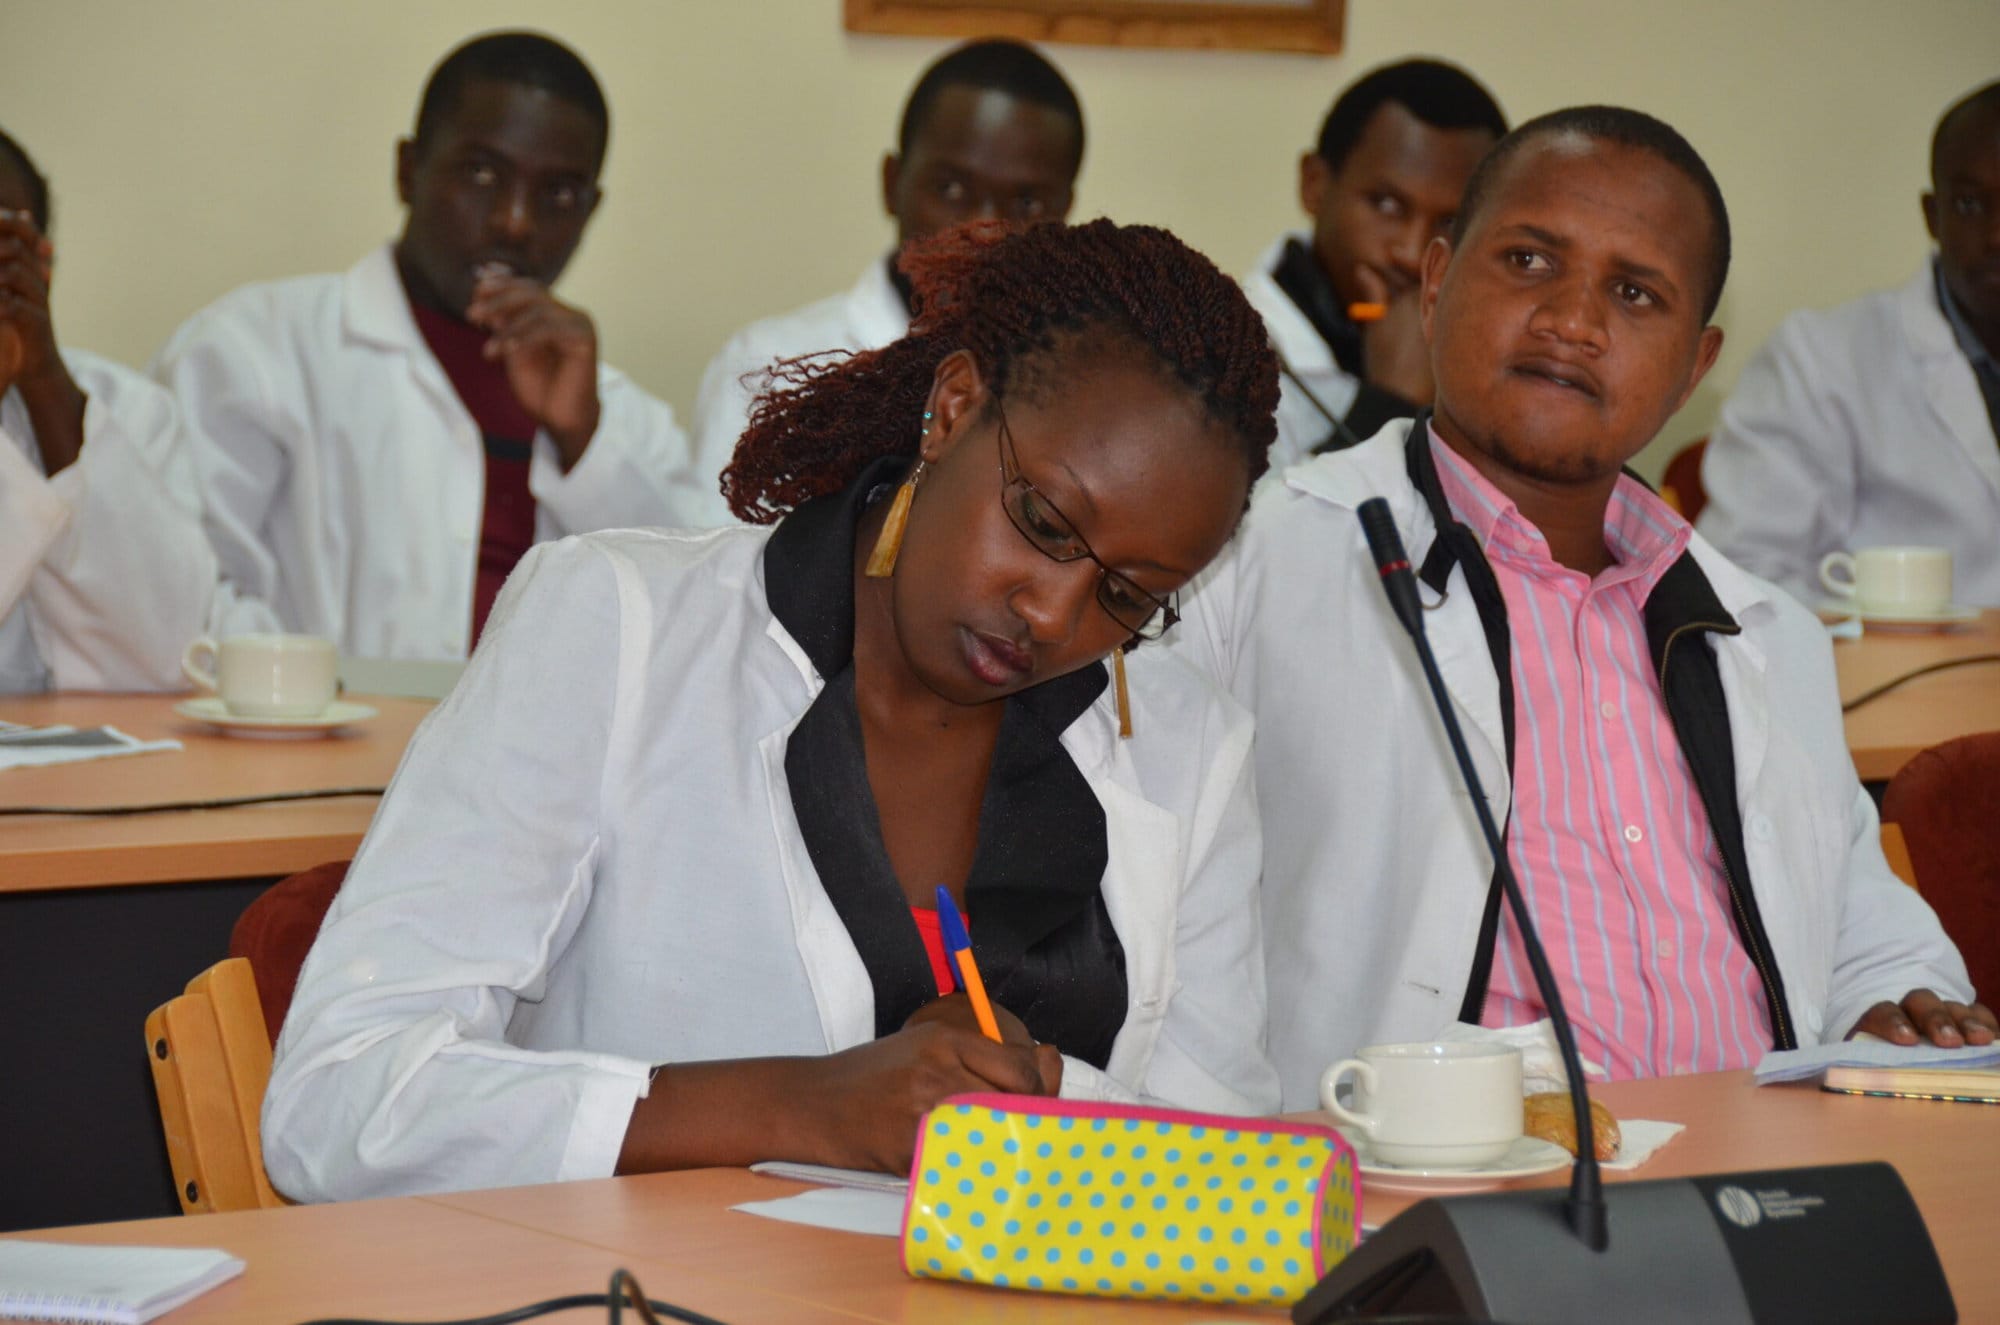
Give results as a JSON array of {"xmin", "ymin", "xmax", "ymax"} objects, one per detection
[
  {"xmin": 1357, "ymin": 496, "xmax": 1606, "ymax": 1250},
  {"xmin": 1292, "ymin": 497, "xmax": 1956, "ymax": 1325}
]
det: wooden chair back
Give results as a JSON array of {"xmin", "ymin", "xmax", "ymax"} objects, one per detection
[
  {"xmin": 1881, "ymin": 822, "xmax": 1918, "ymax": 889},
  {"xmin": 144, "ymin": 957, "xmax": 287, "ymax": 1214}
]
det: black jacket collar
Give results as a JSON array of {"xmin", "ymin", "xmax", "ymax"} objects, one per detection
[{"xmin": 762, "ymin": 464, "xmax": 1126, "ymax": 1063}]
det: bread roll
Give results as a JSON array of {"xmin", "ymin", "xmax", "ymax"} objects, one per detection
[{"xmin": 1522, "ymin": 1092, "xmax": 1621, "ymax": 1161}]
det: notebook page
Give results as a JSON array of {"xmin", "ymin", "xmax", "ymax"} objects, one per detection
[{"xmin": 0, "ymin": 1242, "xmax": 244, "ymax": 1324}]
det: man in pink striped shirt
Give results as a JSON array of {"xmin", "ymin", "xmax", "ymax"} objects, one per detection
[{"xmin": 1175, "ymin": 105, "xmax": 1993, "ymax": 1108}]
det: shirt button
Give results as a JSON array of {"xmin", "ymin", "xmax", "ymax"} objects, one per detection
[
  {"xmin": 1599, "ymin": 701, "xmax": 1617, "ymax": 719},
  {"xmin": 1656, "ymin": 940, "xmax": 1676, "ymax": 959},
  {"xmin": 1623, "ymin": 824, "xmax": 1644, "ymax": 843}
]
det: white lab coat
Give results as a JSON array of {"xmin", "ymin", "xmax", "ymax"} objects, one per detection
[
  {"xmin": 687, "ymin": 258, "xmax": 910, "ymax": 524},
  {"xmin": 1170, "ymin": 421, "xmax": 1974, "ymax": 1110},
  {"xmin": 1698, "ymin": 264, "xmax": 2000, "ymax": 608},
  {"xmin": 1241, "ymin": 233, "xmax": 1361, "ymax": 476},
  {"xmin": 263, "ymin": 523, "xmax": 1279, "ymax": 1202},
  {"xmin": 0, "ymin": 349, "xmax": 217, "ymax": 693},
  {"xmin": 151, "ymin": 245, "xmax": 705, "ymax": 660}
]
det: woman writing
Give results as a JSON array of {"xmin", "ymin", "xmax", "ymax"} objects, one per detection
[{"xmin": 264, "ymin": 219, "xmax": 1283, "ymax": 1200}]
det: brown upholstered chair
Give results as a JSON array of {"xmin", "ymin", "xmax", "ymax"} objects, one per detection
[
  {"xmin": 1659, "ymin": 437, "xmax": 1709, "ymax": 522},
  {"xmin": 229, "ymin": 860, "xmax": 349, "ymax": 1043},
  {"xmin": 1882, "ymin": 734, "xmax": 2000, "ymax": 1003}
]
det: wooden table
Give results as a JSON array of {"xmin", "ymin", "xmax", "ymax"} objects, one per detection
[
  {"xmin": 0, "ymin": 692, "xmax": 428, "ymax": 1232},
  {"xmin": 0, "ymin": 691, "xmax": 429, "ymax": 891},
  {"xmin": 8, "ymin": 1072, "xmax": 1994, "ymax": 1322},
  {"xmin": 1834, "ymin": 608, "xmax": 2000, "ymax": 781}
]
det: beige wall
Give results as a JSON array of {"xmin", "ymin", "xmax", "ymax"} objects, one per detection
[{"xmin": 2, "ymin": 0, "xmax": 1994, "ymax": 478}]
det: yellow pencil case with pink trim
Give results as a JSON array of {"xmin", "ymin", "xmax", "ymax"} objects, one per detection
[{"xmin": 900, "ymin": 1093, "xmax": 1360, "ymax": 1307}]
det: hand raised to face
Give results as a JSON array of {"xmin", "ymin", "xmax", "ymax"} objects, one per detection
[
  {"xmin": 0, "ymin": 208, "xmax": 58, "ymax": 397},
  {"xmin": 1350, "ymin": 260, "xmax": 1434, "ymax": 406},
  {"xmin": 466, "ymin": 265, "xmax": 600, "ymax": 469}
]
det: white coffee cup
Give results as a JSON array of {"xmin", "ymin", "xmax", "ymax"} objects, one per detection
[
  {"xmin": 1819, "ymin": 546, "xmax": 1953, "ymax": 615},
  {"xmin": 1319, "ymin": 1041, "xmax": 1523, "ymax": 1169},
  {"xmin": 182, "ymin": 633, "xmax": 338, "ymax": 717}
]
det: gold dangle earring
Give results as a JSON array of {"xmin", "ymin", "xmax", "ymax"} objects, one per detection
[
  {"xmin": 865, "ymin": 411, "xmax": 931, "ymax": 578},
  {"xmin": 1112, "ymin": 642, "xmax": 1134, "ymax": 739}
]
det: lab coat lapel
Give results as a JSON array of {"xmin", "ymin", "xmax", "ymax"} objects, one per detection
[
  {"xmin": 1072, "ymin": 731, "xmax": 1180, "ymax": 1089},
  {"xmin": 758, "ymin": 626, "xmax": 877, "ymax": 1053},
  {"xmin": 1902, "ymin": 266, "xmax": 2000, "ymax": 494},
  {"xmin": 340, "ymin": 245, "xmax": 482, "ymax": 453}
]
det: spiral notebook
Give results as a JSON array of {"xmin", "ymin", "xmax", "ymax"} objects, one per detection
[{"xmin": 0, "ymin": 1241, "xmax": 244, "ymax": 1323}]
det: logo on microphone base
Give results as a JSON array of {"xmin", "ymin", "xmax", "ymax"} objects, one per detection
[{"xmin": 1715, "ymin": 1186, "xmax": 1762, "ymax": 1228}]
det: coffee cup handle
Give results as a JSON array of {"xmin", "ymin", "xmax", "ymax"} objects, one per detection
[
  {"xmin": 182, "ymin": 637, "xmax": 220, "ymax": 692},
  {"xmin": 1819, "ymin": 551, "xmax": 1857, "ymax": 599},
  {"xmin": 1318, "ymin": 1058, "xmax": 1378, "ymax": 1134}
]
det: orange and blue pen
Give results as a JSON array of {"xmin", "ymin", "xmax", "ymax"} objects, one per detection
[{"xmin": 934, "ymin": 885, "xmax": 1002, "ymax": 1043}]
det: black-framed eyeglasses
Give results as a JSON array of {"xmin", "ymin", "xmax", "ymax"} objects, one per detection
[{"xmin": 993, "ymin": 399, "xmax": 1181, "ymax": 642}]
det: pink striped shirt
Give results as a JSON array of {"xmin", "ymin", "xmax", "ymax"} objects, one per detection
[{"xmin": 1429, "ymin": 432, "xmax": 1771, "ymax": 1079}]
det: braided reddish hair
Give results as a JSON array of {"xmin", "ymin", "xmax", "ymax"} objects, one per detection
[{"xmin": 722, "ymin": 219, "xmax": 1279, "ymax": 523}]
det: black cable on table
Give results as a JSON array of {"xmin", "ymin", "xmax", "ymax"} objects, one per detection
[
  {"xmin": 297, "ymin": 1268, "xmax": 730, "ymax": 1325},
  {"xmin": 1840, "ymin": 653, "xmax": 2000, "ymax": 712},
  {"xmin": 0, "ymin": 786, "xmax": 386, "ymax": 816}
]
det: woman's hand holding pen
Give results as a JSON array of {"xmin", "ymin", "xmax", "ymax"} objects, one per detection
[
  {"xmin": 804, "ymin": 1012, "xmax": 1061, "ymax": 1173},
  {"xmin": 615, "ymin": 1007, "xmax": 1059, "ymax": 1178},
  {"xmin": 908, "ymin": 993, "xmax": 1064, "ymax": 1087}
]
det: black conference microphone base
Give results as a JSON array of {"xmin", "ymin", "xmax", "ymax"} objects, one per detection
[{"xmin": 1292, "ymin": 1161, "xmax": 1955, "ymax": 1325}]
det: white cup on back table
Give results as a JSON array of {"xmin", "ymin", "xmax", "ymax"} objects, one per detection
[
  {"xmin": 182, "ymin": 633, "xmax": 338, "ymax": 717},
  {"xmin": 1819, "ymin": 546, "xmax": 1953, "ymax": 615},
  {"xmin": 1320, "ymin": 1041, "xmax": 1523, "ymax": 1169}
]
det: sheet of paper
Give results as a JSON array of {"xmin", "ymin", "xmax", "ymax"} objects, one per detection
[
  {"xmin": 0, "ymin": 725, "xmax": 181, "ymax": 772},
  {"xmin": 748, "ymin": 1161, "xmax": 909, "ymax": 1194},
  {"xmin": 732, "ymin": 1187, "xmax": 908, "ymax": 1238},
  {"xmin": 1754, "ymin": 1039, "xmax": 2000, "ymax": 1084}
]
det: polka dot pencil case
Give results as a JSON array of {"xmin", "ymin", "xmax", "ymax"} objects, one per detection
[{"xmin": 901, "ymin": 1093, "xmax": 1360, "ymax": 1307}]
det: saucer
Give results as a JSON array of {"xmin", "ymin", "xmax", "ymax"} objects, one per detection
[
  {"xmin": 1333, "ymin": 1127, "xmax": 1571, "ymax": 1195},
  {"xmin": 174, "ymin": 697, "xmax": 376, "ymax": 739},
  {"xmin": 1819, "ymin": 601, "xmax": 1980, "ymax": 631}
]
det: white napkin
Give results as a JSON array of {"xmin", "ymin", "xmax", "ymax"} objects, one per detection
[
  {"xmin": 1600, "ymin": 1118, "xmax": 1684, "ymax": 1171},
  {"xmin": 1824, "ymin": 613, "xmax": 1863, "ymax": 640},
  {"xmin": 731, "ymin": 1188, "xmax": 907, "ymax": 1237},
  {"xmin": 0, "ymin": 724, "xmax": 181, "ymax": 771},
  {"xmin": 1437, "ymin": 1019, "xmax": 1609, "ymax": 1094}
]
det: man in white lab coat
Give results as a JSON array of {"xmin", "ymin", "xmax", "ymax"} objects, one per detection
[
  {"xmin": 1699, "ymin": 80, "xmax": 2000, "ymax": 608},
  {"xmin": 1241, "ymin": 59, "xmax": 1505, "ymax": 472},
  {"xmin": 687, "ymin": 38, "xmax": 1084, "ymax": 524},
  {"xmin": 1174, "ymin": 107, "xmax": 1990, "ymax": 1110},
  {"xmin": 154, "ymin": 32, "xmax": 702, "ymax": 662},
  {"xmin": 0, "ymin": 129, "xmax": 217, "ymax": 693}
]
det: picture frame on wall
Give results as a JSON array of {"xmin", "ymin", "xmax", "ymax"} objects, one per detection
[{"xmin": 842, "ymin": 0, "xmax": 1345, "ymax": 55}]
